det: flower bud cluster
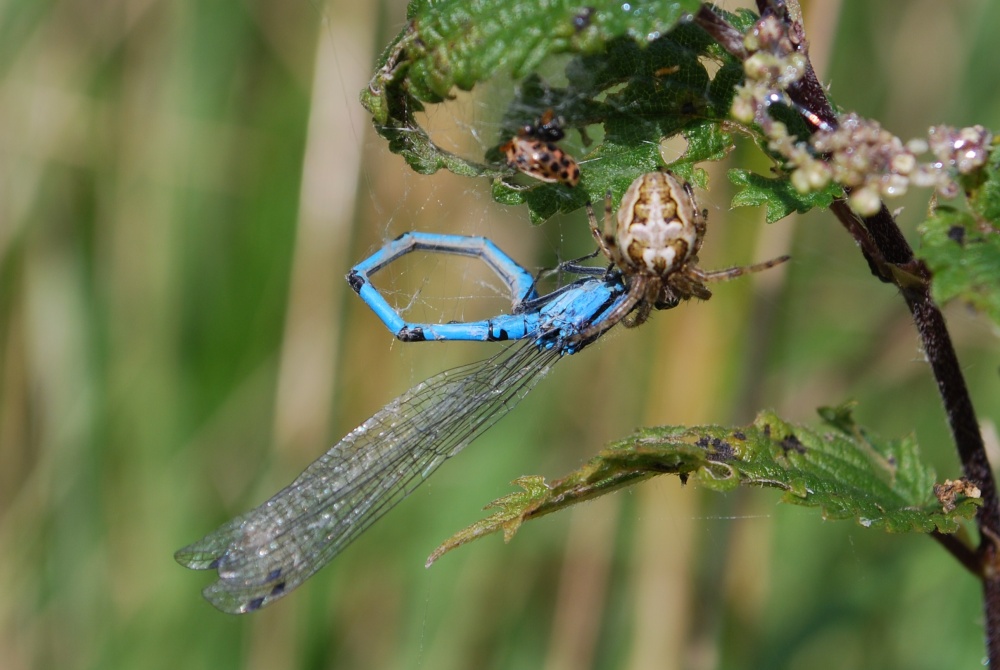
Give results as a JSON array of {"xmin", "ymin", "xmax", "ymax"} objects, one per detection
[
  {"xmin": 810, "ymin": 114, "xmax": 929, "ymax": 215},
  {"xmin": 928, "ymin": 125, "xmax": 992, "ymax": 175},
  {"xmin": 729, "ymin": 15, "xmax": 994, "ymax": 217},
  {"xmin": 730, "ymin": 15, "xmax": 807, "ymax": 130}
]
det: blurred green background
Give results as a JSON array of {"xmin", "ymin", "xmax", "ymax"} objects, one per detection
[{"xmin": 3, "ymin": 0, "xmax": 1000, "ymax": 668}]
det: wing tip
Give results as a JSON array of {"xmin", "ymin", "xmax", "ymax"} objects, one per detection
[
  {"xmin": 202, "ymin": 576, "xmax": 290, "ymax": 615},
  {"xmin": 174, "ymin": 543, "xmax": 223, "ymax": 571}
]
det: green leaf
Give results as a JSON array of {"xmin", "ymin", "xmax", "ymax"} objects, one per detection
[
  {"xmin": 917, "ymin": 206, "xmax": 1000, "ymax": 328},
  {"xmin": 669, "ymin": 121, "xmax": 734, "ymax": 187},
  {"xmin": 729, "ymin": 169, "xmax": 843, "ymax": 223},
  {"xmin": 425, "ymin": 476, "xmax": 551, "ymax": 566},
  {"xmin": 366, "ymin": 1, "xmax": 702, "ymax": 106},
  {"xmin": 428, "ymin": 407, "xmax": 979, "ymax": 563},
  {"xmin": 361, "ymin": 0, "xmax": 753, "ymax": 223},
  {"xmin": 965, "ymin": 140, "xmax": 1000, "ymax": 223}
]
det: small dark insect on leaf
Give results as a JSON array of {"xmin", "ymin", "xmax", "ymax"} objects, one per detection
[
  {"xmin": 709, "ymin": 438, "xmax": 735, "ymax": 461},
  {"xmin": 780, "ymin": 434, "xmax": 806, "ymax": 454},
  {"xmin": 530, "ymin": 109, "xmax": 566, "ymax": 142},
  {"xmin": 947, "ymin": 225, "xmax": 966, "ymax": 245}
]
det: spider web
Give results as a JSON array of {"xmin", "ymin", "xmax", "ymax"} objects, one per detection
[{"xmin": 351, "ymin": 23, "xmax": 742, "ymax": 336}]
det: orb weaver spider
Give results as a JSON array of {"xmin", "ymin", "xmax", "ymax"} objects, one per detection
[{"xmin": 576, "ymin": 171, "xmax": 789, "ymax": 342}]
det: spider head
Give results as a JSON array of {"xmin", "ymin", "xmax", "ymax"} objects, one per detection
[{"xmin": 653, "ymin": 289, "xmax": 682, "ymax": 311}]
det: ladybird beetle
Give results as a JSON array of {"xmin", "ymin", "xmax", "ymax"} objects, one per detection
[{"xmin": 500, "ymin": 110, "xmax": 580, "ymax": 187}]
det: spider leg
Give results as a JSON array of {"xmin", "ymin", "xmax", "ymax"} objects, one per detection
[
  {"xmin": 554, "ymin": 257, "xmax": 607, "ymax": 278},
  {"xmin": 589, "ymin": 190, "xmax": 630, "ymax": 271},
  {"xmin": 693, "ymin": 211, "xmax": 708, "ymax": 256},
  {"xmin": 603, "ymin": 188, "xmax": 615, "ymax": 242},
  {"xmin": 692, "ymin": 255, "xmax": 790, "ymax": 282},
  {"xmin": 681, "ymin": 181, "xmax": 709, "ymax": 258},
  {"xmin": 669, "ymin": 271, "xmax": 713, "ymax": 301},
  {"xmin": 624, "ymin": 276, "xmax": 671, "ymax": 327},
  {"xmin": 571, "ymin": 274, "xmax": 648, "ymax": 345},
  {"xmin": 532, "ymin": 248, "xmax": 604, "ymax": 286},
  {"xmin": 586, "ymin": 199, "xmax": 618, "ymax": 265},
  {"xmin": 622, "ymin": 298, "xmax": 652, "ymax": 328}
]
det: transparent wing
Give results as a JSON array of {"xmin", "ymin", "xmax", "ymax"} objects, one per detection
[{"xmin": 175, "ymin": 341, "xmax": 561, "ymax": 614}]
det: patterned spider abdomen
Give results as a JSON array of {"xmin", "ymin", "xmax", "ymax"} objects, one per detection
[
  {"xmin": 501, "ymin": 137, "xmax": 581, "ymax": 187},
  {"xmin": 615, "ymin": 171, "xmax": 701, "ymax": 275}
]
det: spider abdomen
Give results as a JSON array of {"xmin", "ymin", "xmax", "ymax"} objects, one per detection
[
  {"xmin": 625, "ymin": 221, "xmax": 692, "ymax": 275},
  {"xmin": 615, "ymin": 171, "xmax": 700, "ymax": 275}
]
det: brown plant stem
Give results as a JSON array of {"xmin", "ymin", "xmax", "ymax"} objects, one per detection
[
  {"xmin": 932, "ymin": 530, "xmax": 981, "ymax": 577},
  {"xmin": 698, "ymin": 0, "xmax": 1000, "ymax": 661}
]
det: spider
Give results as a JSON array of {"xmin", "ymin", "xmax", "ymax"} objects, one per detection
[{"xmin": 576, "ymin": 171, "xmax": 789, "ymax": 342}]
